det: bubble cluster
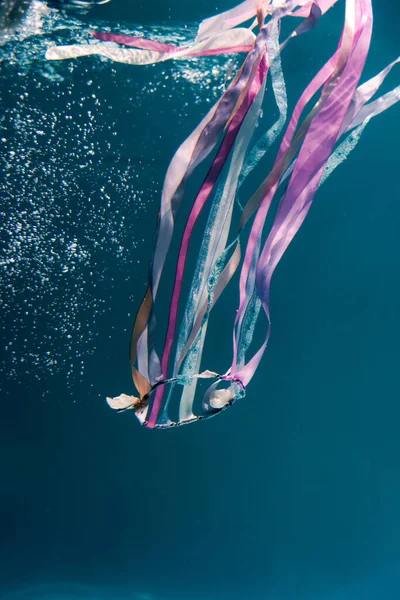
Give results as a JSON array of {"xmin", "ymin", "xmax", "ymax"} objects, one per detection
[{"xmin": 0, "ymin": 1, "xmax": 240, "ymax": 397}]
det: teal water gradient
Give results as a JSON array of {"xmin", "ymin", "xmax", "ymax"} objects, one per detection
[{"xmin": 1, "ymin": 1, "xmax": 400, "ymax": 598}]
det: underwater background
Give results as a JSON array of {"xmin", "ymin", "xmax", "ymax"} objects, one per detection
[{"xmin": 1, "ymin": 0, "xmax": 400, "ymax": 598}]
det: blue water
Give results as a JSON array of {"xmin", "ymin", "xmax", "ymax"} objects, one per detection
[{"xmin": 1, "ymin": 1, "xmax": 400, "ymax": 598}]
